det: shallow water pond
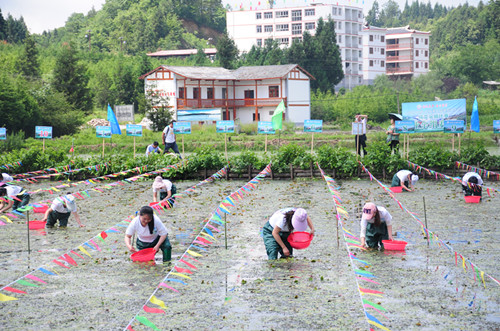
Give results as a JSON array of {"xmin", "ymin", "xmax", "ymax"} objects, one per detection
[{"xmin": 0, "ymin": 176, "xmax": 499, "ymax": 330}]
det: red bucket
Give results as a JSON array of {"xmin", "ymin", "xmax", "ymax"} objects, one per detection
[
  {"xmin": 28, "ymin": 220, "xmax": 47, "ymax": 230},
  {"xmin": 33, "ymin": 205, "xmax": 49, "ymax": 213},
  {"xmin": 149, "ymin": 202, "xmax": 158, "ymax": 207},
  {"xmin": 464, "ymin": 196, "xmax": 481, "ymax": 203},
  {"xmin": 130, "ymin": 247, "xmax": 156, "ymax": 262},
  {"xmin": 389, "ymin": 186, "xmax": 403, "ymax": 193},
  {"xmin": 382, "ymin": 240, "xmax": 407, "ymax": 251},
  {"xmin": 288, "ymin": 231, "xmax": 313, "ymax": 249}
]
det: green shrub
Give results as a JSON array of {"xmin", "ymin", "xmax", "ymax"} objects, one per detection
[
  {"xmin": 186, "ymin": 146, "xmax": 225, "ymax": 172},
  {"xmin": 272, "ymin": 143, "xmax": 311, "ymax": 173},
  {"xmin": 411, "ymin": 143, "xmax": 457, "ymax": 169},
  {"xmin": 316, "ymin": 144, "xmax": 358, "ymax": 177},
  {"xmin": 230, "ymin": 150, "xmax": 261, "ymax": 173}
]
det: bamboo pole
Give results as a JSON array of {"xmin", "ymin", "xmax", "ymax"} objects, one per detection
[
  {"xmin": 102, "ymin": 138, "xmax": 105, "ymax": 158},
  {"xmin": 311, "ymin": 132, "xmax": 314, "ymax": 154},
  {"xmin": 265, "ymin": 134, "xmax": 268, "ymax": 153}
]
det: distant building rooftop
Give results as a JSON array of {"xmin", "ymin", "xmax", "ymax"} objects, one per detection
[{"xmin": 147, "ymin": 48, "xmax": 217, "ymax": 59}]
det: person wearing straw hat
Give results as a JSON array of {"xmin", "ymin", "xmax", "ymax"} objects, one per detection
[
  {"xmin": 0, "ymin": 184, "xmax": 30, "ymax": 215},
  {"xmin": 461, "ymin": 172, "xmax": 483, "ymax": 198},
  {"xmin": 124, "ymin": 205, "xmax": 171, "ymax": 262},
  {"xmin": 262, "ymin": 207, "xmax": 315, "ymax": 260},
  {"xmin": 360, "ymin": 203, "xmax": 393, "ymax": 250},
  {"xmin": 152, "ymin": 176, "xmax": 177, "ymax": 204},
  {"xmin": 391, "ymin": 170, "xmax": 419, "ymax": 192},
  {"xmin": 41, "ymin": 194, "xmax": 84, "ymax": 228}
]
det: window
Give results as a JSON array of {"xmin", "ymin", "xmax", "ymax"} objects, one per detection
[
  {"xmin": 381, "ymin": 36, "xmax": 385, "ymax": 42},
  {"xmin": 207, "ymin": 88, "xmax": 214, "ymax": 99},
  {"xmin": 252, "ymin": 113, "xmax": 261, "ymax": 121},
  {"xmin": 264, "ymin": 12, "xmax": 272, "ymax": 19},
  {"xmin": 337, "ymin": 21, "xmax": 342, "ymax": 30},
  {"xmin": 416, "ymin": 62, "xmax": 419, "ymax": 68},
  {"xmin": 257, "ymin": 39, "xmax": 262, "ymax": 47},
  {"xmin": 256, "ymin": 25, "xmax": 262, "ymax": 33},
  {"xmin": 193, "ymin": 88, "xmax": 199, "ymax": 99},
  {"xmin": 292, "ymin": 10, "xmax": 302, "ymax": 21},
  {"xmin": 359, "ymin": 50, "xmax": 362, "ymax": 57},
  {"xmin": 292, "ymin": 37, "xmax": 302, "ymax": 43},
  {"xmin": 276, "ymin": 10, "xmax": 288, "ymax": 18},
  {"xmin": 381, "ymin": 48, "xmax": 385, "ymax": 55},
  {"xmin": 277, "ymin": 38, "xmax": 289, "ymax": 45},
  {"xmin": 369, "ymin": 60, "xmax": 373, "ymax": 67},
  {"xmin": 339, "ymin": 8, "xmax": 342, "ymax": 15},
  {"xmin": 381, "ymin": 61, "xmax": 385, "ymax": 67},
  {"xmin": 359, "ymin": 37, "xmax": 361, "ymax": 44},
  {"xmin": 305, "ymin": 9, "xmax": 315, "ymax": 16},
  {"xmin": 425, "ymin": 62, "xmax": 428, "ymax": 69},
  {"xmin": 264, "ymin": 25, "xmax": 273, "ymax": 33},
  {"xmin": 425, "ymin": 50, "xmax": 428, "ymax": 57},
  {"xmin": 416, "ymin": 50, "xmax": 419, "ymax": 56},
  {"xmin": 276, "ymin": 24, "xmax": 289, "ymax": 32},
  {"xmin": 256, "ymin": 13, "xmax": 262, "ymax": 19},
  {"xmin": 178, "ymin": 87, "xmax": 185, "ymax": 99},
  {"xmin": 305, "ymin": 22, "xmax": 315, "ymax": 30},
  {"xmin": 425, "ymin": 39, "xmax": 428, "ymax": 45},
  {"xmin": 369, "ymin": 47, "xmax": 373, "ymax": 54},
  {"xmin": 269, "ymin": 86, "xmax": 279, "ymax": 98},
  {"xmin": 332, "ymin": 7, "xmax": 337, "ymax": 15},
  {"xmin": 359, "ymin": 64, "xmax": 362, "ymax": 71},
  {"xmin": 415, "ymin": 38, "xmax": 419, "ymax": 44},
  {"xmin": 369, "ymin": 35, "xmax": 373, "ymax": 42},
  {"xmin": 292, "ymin": 23, "xmax": 302, "ymax": 35},
  {"xmin": 338, "ymin": 35, "xmax": 341, "ymax": 43}
]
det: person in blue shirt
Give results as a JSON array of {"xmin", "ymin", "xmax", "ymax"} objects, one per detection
[{"xmin": 145, "ymin": 141, "xmax": 161, "ymax": 156}]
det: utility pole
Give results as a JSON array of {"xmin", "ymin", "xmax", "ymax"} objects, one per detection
[{"xmin": 85, "ymin": 30, "xmax": 91, "ymax": 51}]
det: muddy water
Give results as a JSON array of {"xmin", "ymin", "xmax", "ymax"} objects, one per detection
[{"xmin": 0, "ymin": 177, "xmax": 499, "ymax": 330}]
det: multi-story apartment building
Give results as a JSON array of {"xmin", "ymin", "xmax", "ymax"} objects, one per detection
[
  {"xmin": 362, "ymin": 25, "xmax": 431, "ymax": 84},
  {"xmin": 227, "ymin": 3, "xmax": 364, "ymax": 90}
]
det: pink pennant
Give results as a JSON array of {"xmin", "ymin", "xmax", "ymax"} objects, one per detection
[
  {"xmin": 53, "ymin": 259, "xmax": 70, "ymax": 269},
  {"xmin": 70, "ymin": 250, "xmax": 85, "ymax": 259},
  {"xmin": 196, "ymin": 237, "xmax": 213, "ymax": 244},
  {"xmin": 206, "ymin": 223, "xmax": 221, "ymax": 233},
  {"xmin": 25, "ymin": 274, "xmax": 47, "ymax": 284},
  {"xmin": 159, "ymin": 283, "xmax": 179, "ymax": 292},
  {"xmin": 359, "ymin": 287, "xmax": 384, "ymax": 295},
  {"xmin": 59, "ymin": 254, "xmax": 78, "ymax": 266},
  {"xmin": 90, "ymin": 239, "xmax": 101, "ymax": 251},
  {"xmin": 143, "ymin": 305, "xmax": 165, "ymax": 314},
  {"xmin": 126, "ymin": 325, "xmax": 136, "ymax": 331},
  {"xmin": 356, "ymin": 276, "xmax": 380, "ymax": 285},
  {"xmin": 179, "ymin": 259, "xmax": 198, "ymax": 270},
  {"xmin": 174, "ymin": 266, "xmax": 193, "ymax": 274},
  {"xmin": 3, "ymin": 286, "xmax": 27, "ymax": 294}
]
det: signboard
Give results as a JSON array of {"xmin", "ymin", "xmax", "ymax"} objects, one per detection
[
  {"xmin": 173, "ymin": 121, "xmax": 191, "ymax": 134},
  {"xmin": 216, "ymin": 120, "xmax": 234, "ymax": 133},
  {"xmin": 96, "ymin": 126, "xmax": 112, "ymax": 138},
  {"xmin": 395, "ymin": 120, "xmax": 416, "ymax": 134},
  {"xmin": 115, "ymin": 105, "xmax": 134, "ymax": 122},
  {"xmin": 494, "ymin": 120, "xmax": 500, "ymax": 134},
  {"xmin": 351, "ymin": 122, "xmax": 364, "ymax": 135},
  {"xmin": 0, "ymin": 128, "xmax": 6, "ymax": 140},
  {"xmin": 126, "ymin": 124, "xmax": 143, "ymax": 137},
  {"xmin": 402, "ymin": 98, "xmax": 466, "ymax": 133},
  {"xmin": 35, "ymin": 126, "xmax": 53, "ymax": 139},
  {"xmin": 304, "ymin": 120, "xmax": 323, "ymax": 133},
  {"xmin": 258, "ymin": 121, "xmax": 275, "ymax": 134},
  {"xmin": 443, "ymin": 120, "xmax": 465, "ymax": 134},
  {"xmin": 177, "ymin": 108, "xmax": 222, "ymax": 122}
]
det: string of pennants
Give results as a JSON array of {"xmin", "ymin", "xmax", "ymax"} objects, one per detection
[
  {"xmin": 9, "ymin": 161, "xmax": 77, "ymax": 179},
  {"xmin": 408, "ymin": 161, "xmax": 499, "ymax": 196},
  {"xmin": 123, "ymin": 163, "xmax": 273, "ymax": 331},
  {"xmin": 317, "ymin": 163, "xmax": 391, "ymax": 331},
  {"xmin": 0, "ymin": 165, "xmax": 228, "ymax": 303},
  {"xmin": 455, "ymin": 161, "xmax": 500, "ymax": 181},
  {"xmin": 359, "ymin": 162, "xmax": 500, "ymax": 289},
  {"xmin": 0, "ymin": 161, "xmax": 22, "ymax": 171},
  {"xmin": 7, "ymin": 162, "xmax": 109, "ymax": 185},
  {"xmin": 0, "ymin": 161, "xmax": 185, "ymax": 225}
]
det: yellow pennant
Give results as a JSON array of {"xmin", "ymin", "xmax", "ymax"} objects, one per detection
[
  {"xmin": 200, "ymin": 232, "xmax": 215, "ymax": 240},
  {"xmin": 187, "ymin": 249, "xmax": 202, "ymax": 257},
  {"xmin": 150, "ymin": 295, "xmax": 167, "ymax": 309},
  {"xmin": 170, "ymin": 272, "xmax": 192, "ymax": 280},
  {"xmin": 480, "ymin": 271, "xmax": 485, "ymax": 288},
  {"xmin": 1, "ymin": 215, "xmax": 13, "ymax": 223},
  {"xmin": 368, "ymin": 320, "xmax": 391, "ymax": 331},
  {"xmin": 0, "ymin": 293, "xmax": 18, "ymax": 301},
  {"xmin": 78, "ymin": 246, "xmax": 92, "ymax": 258},
  {"xmin": 462, "ymin": 256, "xmax": 466, "ymax": 272}
]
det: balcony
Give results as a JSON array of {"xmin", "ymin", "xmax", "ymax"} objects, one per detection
[
  {"xmin": 386, "ymin": 43, "xmax": 412, "ymax": 50},
  {"xmin": 386, "ymin": 67, "xmax": 413, "ymax": 75},
  {"xmin": 386, "ymin": 55, "xmax": 413, "ymax": 62},
  {"xmin": 177, "ymin": 97, "xmax": 285, "ymax": 109}
]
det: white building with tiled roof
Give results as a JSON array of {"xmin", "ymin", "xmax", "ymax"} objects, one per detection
[{"xmin": 139, "ymin": 64, "xmax": 314, "ymax": 125}]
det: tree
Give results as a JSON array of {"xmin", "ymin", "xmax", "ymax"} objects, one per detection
[
  {"xmin": 52, "ymin": 42, "xmax": 92, "ymax": 112},
  {"xmin": 0, "ymin": 9, "xmax": 6, "ymax": 40},
  {"xmin": 18, "ymin": 34, "xmax": 40, "ymax": 79},
  {"xmin": 145, "ymin": 83, "xmax": 173, "ymax": 132},
  {"xmin": 5, "ymin": 14, "xmax": 28, "ymax": 43},
  {"xmin": 216, "ymin": 33, "xmax": 239, "ymax": 69},
  {"xmin": 366, "ymin": 1, "xmax": 380, "ymax": 26}
]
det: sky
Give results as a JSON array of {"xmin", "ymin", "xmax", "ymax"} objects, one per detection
[{"xmin": 1, "ymin": 0, "xmax": 484, "ymax": 34}]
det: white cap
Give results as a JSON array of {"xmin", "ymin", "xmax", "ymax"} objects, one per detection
[{"xmin": 411, "ymin": 175, "xmax": 419, "ymax": 186}]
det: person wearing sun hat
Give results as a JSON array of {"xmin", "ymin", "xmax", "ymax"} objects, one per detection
[
  {"xmin": 360, "ymin": 203, "xmax": 393, "ymax": 249},
  {"xmin": 262, "ymin": 207, "xmax": 315, "ymax": 260},
  {"xmin": 461, "ymin": 171, "xmax": 483, "ymax": 198},
  {"xmin": 152, "ymin": 176, "xmax": 177, "ymax": 204},
  {"xmin": 41, "ymin": 193, "xmax": 84, "ymax": 228},
  {"xmin": 391, "ymin": 169, "xmax": 419, "ymax": 192}
]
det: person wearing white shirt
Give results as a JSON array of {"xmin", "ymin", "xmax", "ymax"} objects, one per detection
[
  {"xmin": 1, "ymin": 173, "xmax": 14, "ymax": 184},
  {"xmin": 360, "ymin": 202, "xmax": 393, "ymax": 249},
  {"xmin": 262, "ymin": 207, "xmax": 315, "ymax": 259},
  {"xmin": 152, "ymin": 176, "xmax": 177, "ymax": 203},
  {"xmin": 41, "ymin": 194, "xmax": 83, "ymax": 228},
  {"xmin": 391, "ymin": 169, "xmax": 419, "ymax": 192},
  {"xmin": 162, "ymin": 120, "xmax": 182, "ymax": 158},
  {"xmin": 145, "ymin": 141, "xmax": 161, "ymax": 156},
  {"xmin": 0, "ymin": 184, "xmax": 30, "ymax": 214},
  {"xmin": 462, "ymin": 172, "xmax": 483, "ymax": 197},
  {"xmin": 354, "ymin": 114, "xmax": 368, "ymax": 156},
  {"xmin": 124, "ymin": 206, "xmax": 172, "ymax": 262}
]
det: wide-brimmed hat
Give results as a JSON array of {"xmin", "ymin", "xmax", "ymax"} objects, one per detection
[
  {"xmin": 152, "ymin": 176, "xmax": 165, "ymax": 190},
  {"xmin": 411, "ymin": 175, "xmax": 419, "ymax": 186},
  {"xmin": 292, "ymin": 208, "xmax": 308, "ymax": 231},
  {"xmin": 63, "ymin": 195, "xmax": 77, "ymax": 212},
  {"xmin": 362, "ymin": 202, "xmax": 377, "ymax": 220}
]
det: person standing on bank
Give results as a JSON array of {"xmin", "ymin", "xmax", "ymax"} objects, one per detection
[
  {"xmin": 152, "ymin": 176, "xmax": 177, "ymax": 204},
  {"xmin": 461, "ymin": 172, "xmax": 483, "ymax": 197},
  {"xmin": 391, "ymin": 169, "xmax": 419, "ymax": 192},
  {"xmin": 263, "ymin": 208, "xmax": 315, "ymax": 260},
  {"xmin": 41, "ymin": 194, "xmax": 84, "ymax": 228},
  {"xmin": 360, "ymin": 202, "xmax": 393, "ymax": 250},
  {"xmin": 386, "ymin": 114, "xmax": 401, "ymax": 152},
  {"xmin": 145, "ymin": 141, "xmax": 161, "ymax": 156},
  {"xmin": 125, "ymin": 206, "xmax": 172, "ymax": 262},
  {"xmin": 354, "ymin": 114, "xmax": 368, "ymax": 156},
  {"xmin": 162, "ymin": 120, "xmax": 182, "ymax": 158}
]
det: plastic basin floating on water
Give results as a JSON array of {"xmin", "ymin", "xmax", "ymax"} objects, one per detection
[
  {"xmin": 389, "ymin": 186, "xmax": 403, "ymax": 193},
  {"xmin": 382, "ymin": 240, "xmax": 407, "ymax": 251},
  {"xmin": 130, "ymin": 247, "xmax": 156, "ymax": 262},
  {"xmin": 288, "ymin": 231, "xmax": 313, "ymax": 250},
  {"xmin": 464, "ymin": 196, "xmax": 481, "ymax": 203},
  {"xmin": 28, "ymin": 220, "xmax": 47, "ymax": 230},
  {"xmin": 33, "ymin": 205, "xmax": 49, "ymax": 213}
]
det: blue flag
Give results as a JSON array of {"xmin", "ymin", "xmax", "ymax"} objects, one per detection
[
  {"xmin": 107, "ymin": 104, "xmax": 122, "ymax": 135},
  {"xmin": 470, "ymin": 96, "xmax": 480, "ymax": 132}
]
